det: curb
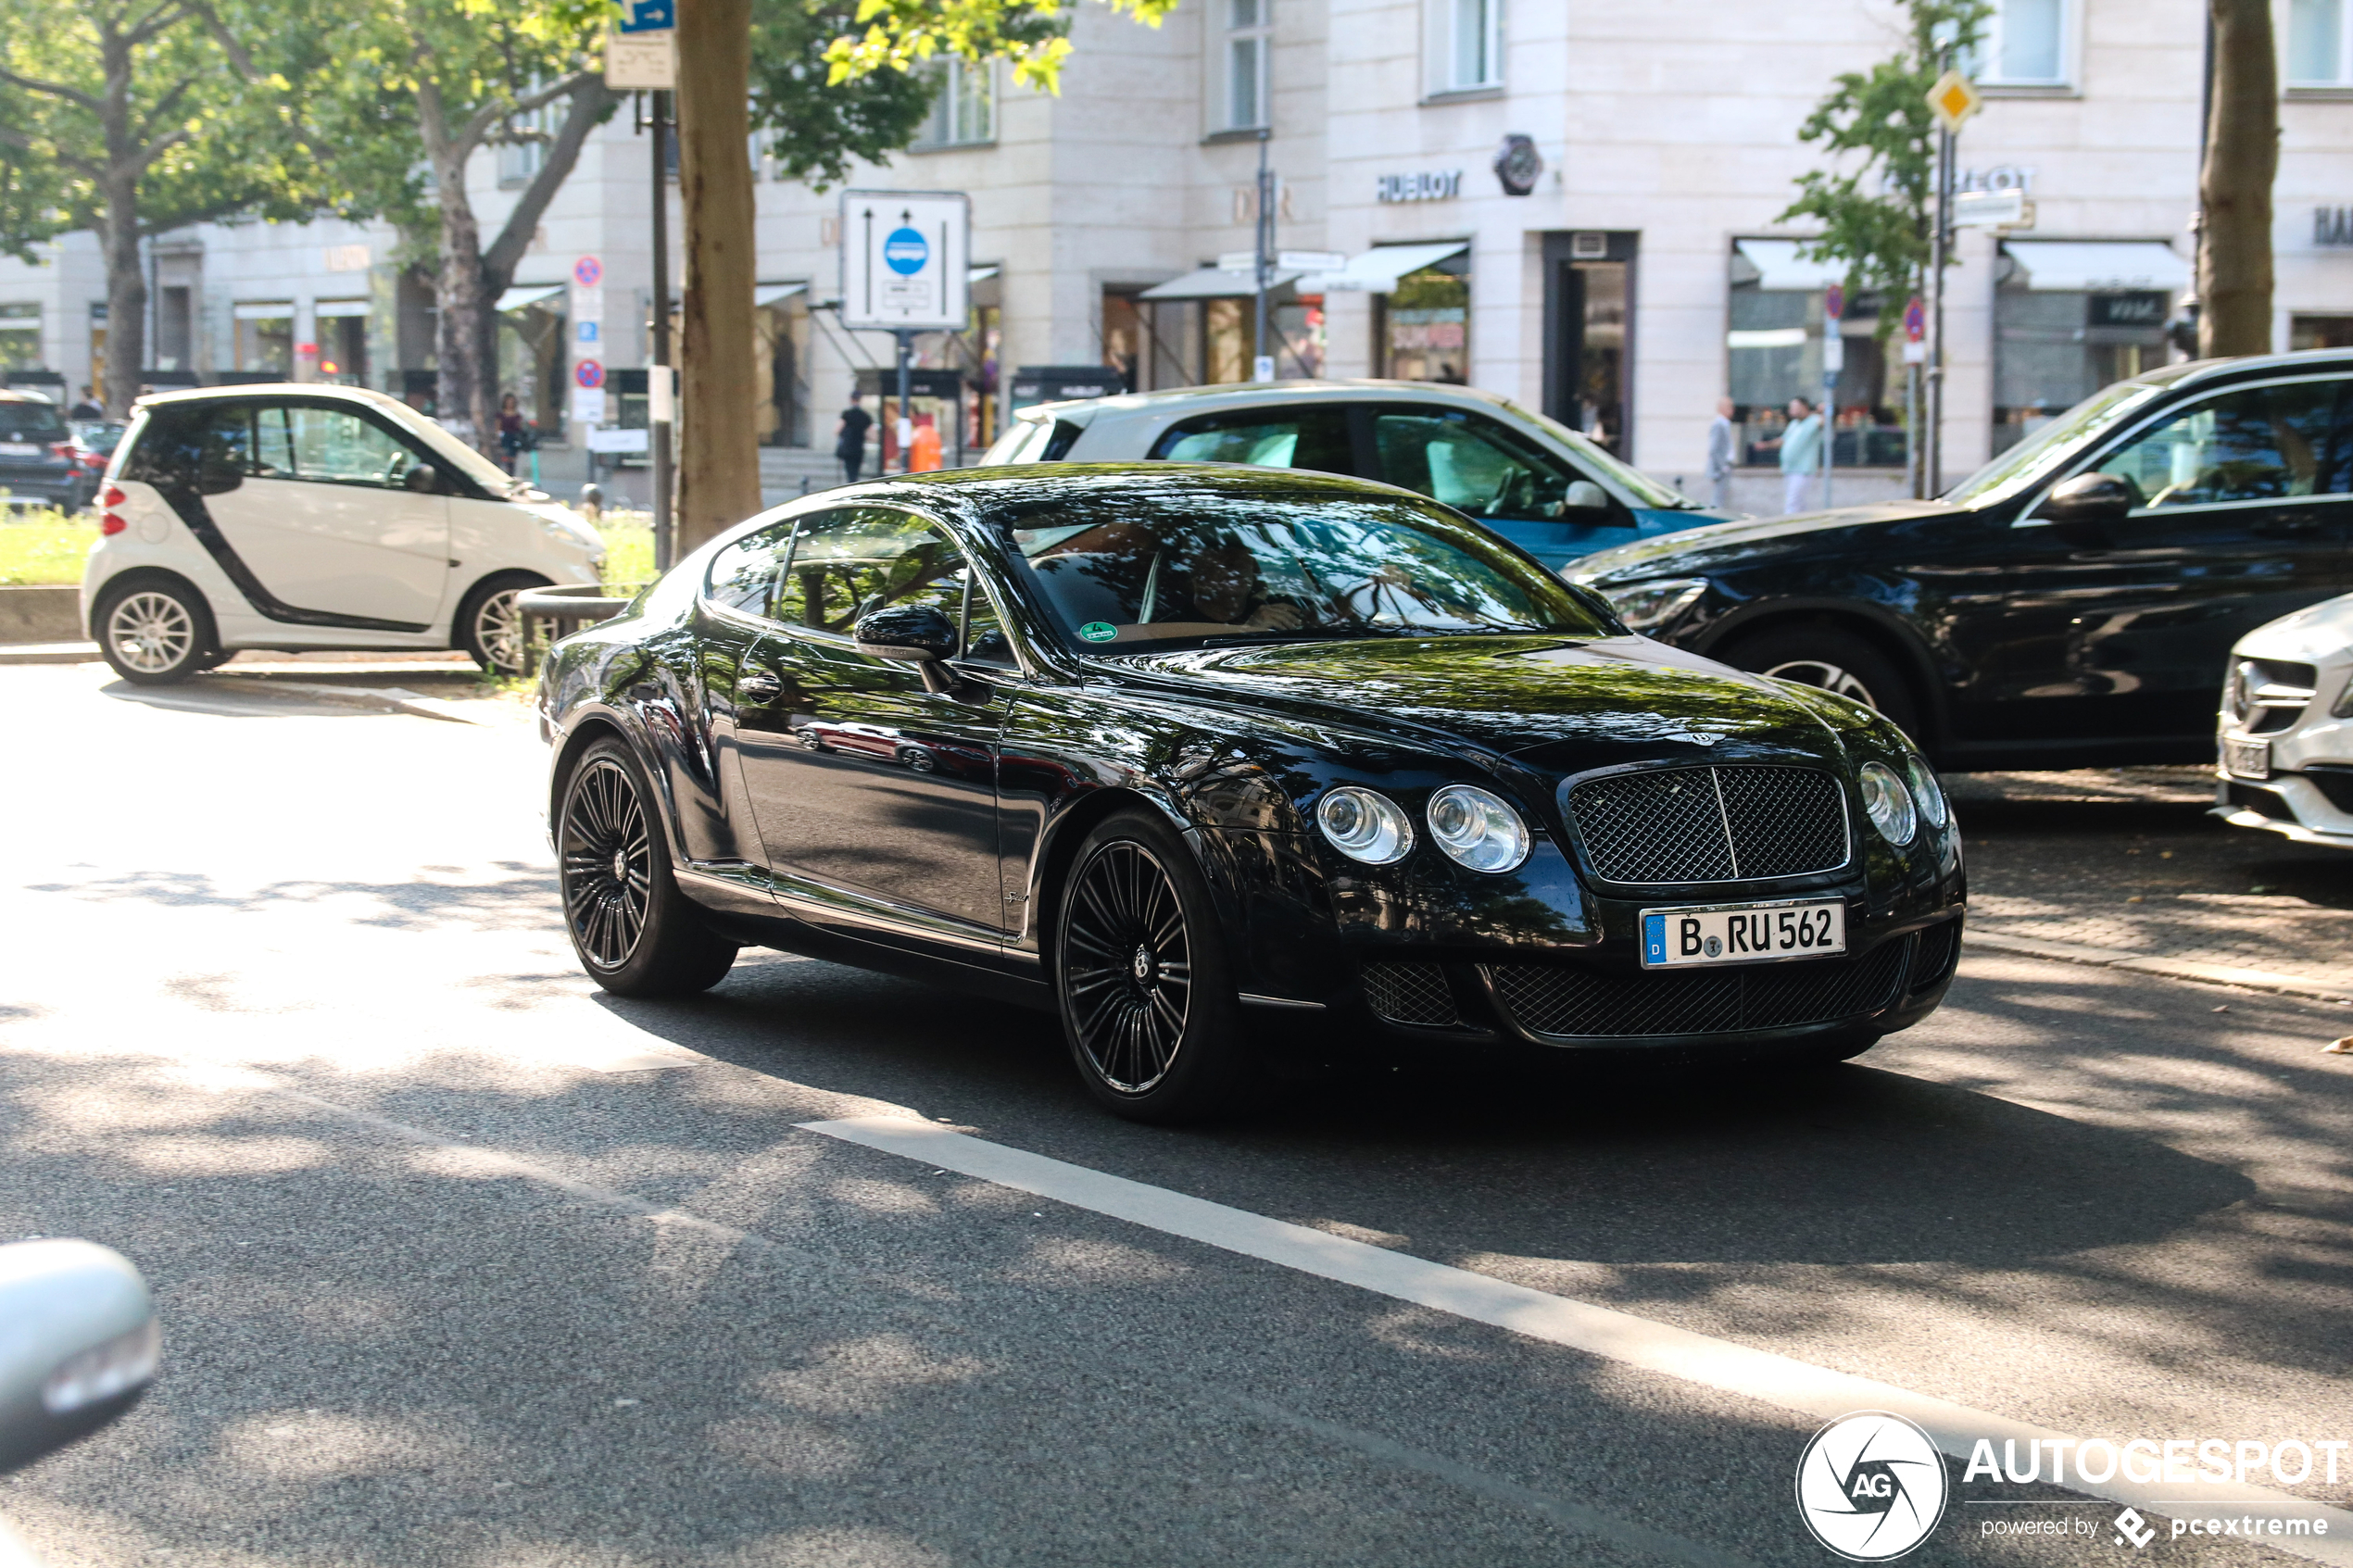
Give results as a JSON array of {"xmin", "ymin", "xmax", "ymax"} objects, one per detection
[
  {"xmin": 193, "ymin": 675, "xmax": 492, "ymax": 726},
  {"xmin": 1966, "ymin": 927, "xmax": 2353, "ymax": 1005},
  {"xmin": 0, "ymin": 642, "xmax": 100, "ymax": 665}
]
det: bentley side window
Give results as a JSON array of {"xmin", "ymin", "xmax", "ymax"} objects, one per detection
[
  {"xmin": 703, "ymin": 521, "xmax": 795, "ymax": 618},
  {"xmin": 775, "ymin": 508, "xmax": 967, "ymax": 636},
  {"xmin": 2084, "ymin": 380, "xmax": 2350, "ymax": 510}
]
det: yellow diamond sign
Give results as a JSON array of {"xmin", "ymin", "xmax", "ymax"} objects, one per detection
[{"xmin": 1928, "ymin": 69, "xmax": 1982, "ymax": 132}]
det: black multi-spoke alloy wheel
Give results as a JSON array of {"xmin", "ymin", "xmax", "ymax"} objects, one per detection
[
  {"xmin": 1054, "ymin": 810, "xmax": 1248, "ymax": 1123},
  {"xmin": 558, "ymin": 738, "xmax": 738, "ymax": 997},
  {"xmin": 1719, "ymin": 623, "xmax": 1921, "ymax": 741},
  {"xmin": 94, "ymin": 576, "xmax": 217, "ymax": 685},
  {"xmin": 456, "ymin": 571, "xmax": 551, "ymax": 675}
]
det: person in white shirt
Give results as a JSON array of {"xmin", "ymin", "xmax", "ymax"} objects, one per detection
[{"xmin": 1777, "ymin": 397, "xmax": 1824, "ymax": 514}]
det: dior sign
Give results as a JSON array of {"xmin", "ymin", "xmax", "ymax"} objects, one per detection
[{"xmin": 1376, "ymin": 170, "xmax": 1461, "ymax": 204}]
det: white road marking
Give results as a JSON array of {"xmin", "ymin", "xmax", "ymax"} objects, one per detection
[{"xmin": 800, "ymin": 1116, "xmax": 2353, "ymax": 1566}]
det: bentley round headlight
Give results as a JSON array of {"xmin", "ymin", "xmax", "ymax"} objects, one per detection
[
  {"xmin": 1904, "ymin": 754, "xmax": 1948, "ymax": 832},
  {"xmin": 1425, "ymin": 784, "xmax": 1530, "ymax": 873},
  {"xmin": 1859, "ymin": 761, "xmax": 1917, "ymax": 846},
  {"xmin": 1317, "ymin": 786, "xmax": 1413, "ymax": 864}
]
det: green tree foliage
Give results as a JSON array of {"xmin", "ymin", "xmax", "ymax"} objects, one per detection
[
  {"xmin": 1776, "ymin": 0, "xmax": 1988, "ymax": 319},
  {"xmin": 0, "ymin": 0, "xmax": 324, "ymax": 411},
  {"xmin": 818, "ymin": 0, "xmax": 1181, "ymax": 92},
  {"xmin": 752, "ymin": 0, "xmax": 937, "ymax": 187}
]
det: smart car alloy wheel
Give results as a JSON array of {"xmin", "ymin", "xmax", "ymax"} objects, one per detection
[{"xmin": 107, "ymin": 591, "xmax": 195, "ymax": 676}]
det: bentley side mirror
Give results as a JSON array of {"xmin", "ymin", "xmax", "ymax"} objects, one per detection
[
  {"xmin": 856, "ymin": 604, "xmax": 960, "ymax": 694},
  {"xmin": 0, "ymin": 1240, "xmax": 158, "ymax": 1474},
  {"xmin": 2035, "ymin": 472, "xmax": 2133, "ymax": 542}
]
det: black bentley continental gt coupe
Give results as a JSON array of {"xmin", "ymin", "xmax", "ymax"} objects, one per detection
[{"xmin": 536, "ymin": 466, "xmax": 1965, "ymax": 1121}]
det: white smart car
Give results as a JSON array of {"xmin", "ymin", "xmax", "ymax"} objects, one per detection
[
  {"xmin": 2215, "ymin": 590, "xmax": 2353, "ymax": 848},
  {"xmin": 81, "ymin": 383, "xmax": 604, "ymax": 684}
]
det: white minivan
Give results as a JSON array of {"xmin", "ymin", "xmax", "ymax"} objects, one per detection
[{"xmin": 81, "ymin": 384, "xmax": 605, "ymax": 684}]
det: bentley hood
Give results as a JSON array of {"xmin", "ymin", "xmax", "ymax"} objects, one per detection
[{"xmin": 1107, "ymin": 634, "xmax": 1860, "ymax": 773}]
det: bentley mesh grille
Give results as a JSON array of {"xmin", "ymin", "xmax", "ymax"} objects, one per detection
[
  {"xmin": 1906, "ymin": 920, "xmax": 1961, "ymax": 992},
  {"xmin": 1363, "ymin": 961, "xmax": 1460, "ymax": 1027},
  {"xmin": 1485, "ymin": 937, "xmax": 1910, "ymax": 1040},
  {"xmin": 1567, "ymin": 766, "xmax": 1848, "ymax": 884}
]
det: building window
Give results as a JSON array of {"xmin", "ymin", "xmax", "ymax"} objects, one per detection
[
  {"xmin": 497, "ymin": 295, "xmax": 568, "ymax": 439},
  {"xmin": 0, "ymin": 303, "xmax": 38, "ymax": 371},
  {"xmin": 233, "ymin": 304, "xmax": 294, "ymax": 377},
  {"xmin": 1376, "ymin": 257, "xmax": 1470, "ymax": 384},
  {"xmin": 1726, "ymin": 243, "xmax": 1907, "ymax": 470},
  {"xmin": 1225, "ymin": 0, "xmax": 1270, "ymax": 131},
  {"xmin": 1435, "ymin": 0, "xmax": 1501, "ymax": 93},
  {"xmin": 497, "ymin": 95, "xmax": 554, "ymax": 187},
  {"xmin": 2289, "ymin": 0, "xmax": 2351, "ymax": 85},
  {"xmin": 915, "ymin": 57, "xmax": 995, "ymax": 147},
  {"xmin": 1972, "ymin": 0, "xmax": 2072, "ymax": 86}
]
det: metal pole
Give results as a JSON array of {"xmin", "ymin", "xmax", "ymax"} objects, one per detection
[
  {"xmin": 895, "ymin": 330, "xmax": 914, "ymax": 473},
  {"xmin": 1821, "ymin": 373, "xmax": 1834, "ymax": 510},
  {"xmin": 649, "ymin": 89, "xmax": 675, "ymax": 571},
  {"xmin": 1928, "ymin": 124, "xmax": 1953, "ymax": 496},
  {"xmin": 1252, "ymin": 129, "xmax": 1273, "ymax": 382}
]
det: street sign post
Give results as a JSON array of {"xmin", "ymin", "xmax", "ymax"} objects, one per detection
[
  {"xmin": 1922, "ymin": 67, "xmax": 1978, "ymax": 498},
  {"xmin": 1820, "ymin": 284, "xmax": 1843, "ymax": 510},
  {"xmin": 1952, "ymin": 188, "xmax": 2032, "ymax": 230},
  {"xmin": 1927, "ymin": 69, "xmax": 1981, "ymax": 133},
  {"xmin": 840, "ymin": 190, "xmax": 972, "ymax": 471}
]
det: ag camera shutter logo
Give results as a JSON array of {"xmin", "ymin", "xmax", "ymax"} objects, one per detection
[{"xmin": 1795, "ymin": 1411, "xmax": 1950, "ymax": 1561}]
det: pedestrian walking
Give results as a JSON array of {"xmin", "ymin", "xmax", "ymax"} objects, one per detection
[
  {"xmin": 1777, "ymin": 396, "xmax": 1823, "ymax": 515},
  {"xmin": 496, "ymin": 393, "xmax": 530, "ymax": 475},
  {"xmin": 836, "ymin": 392, "xmax": 874, "ymax": 484},
  {"xmin": 1705, "ymin": 397, "xmax": 1738, "ymax": 511},
  {"xmin": 68, "ymin": 385, "xmax": 103, "ymax": 420}
]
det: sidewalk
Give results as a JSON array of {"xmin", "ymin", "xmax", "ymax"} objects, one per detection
[{"xmin": 1949, "ymin": 767, "xmax": 2353, "ymax": 1004}]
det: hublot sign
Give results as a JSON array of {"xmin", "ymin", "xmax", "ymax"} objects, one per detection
[
  {"xmin": 2316, "ymin": 207, "xmax": 2353, "ymax": 246},
  {"xmin": 1376, "ymin": 170, "xmax": 1461, "ymax": 204}
]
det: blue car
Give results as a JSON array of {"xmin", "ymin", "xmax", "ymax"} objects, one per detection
[{"xmin": 982, "ymin": 380, "xmax": 1734, "ymax": 570}]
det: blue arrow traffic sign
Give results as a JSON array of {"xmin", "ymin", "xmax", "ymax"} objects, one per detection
[
  {"xmin": 883, "ymin": 227, "xmax": 929, "ymax": 275},
  {"xmin": 620, "ymin": 0, "xmax": 673, "ymax": 33}
]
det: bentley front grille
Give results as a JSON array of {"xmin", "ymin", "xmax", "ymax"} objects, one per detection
[
  {"xmin": 1485, "ymin": 937, "xmax": 1910, "ymax": 1041},
  {"xmin": 1362, "ymin": 960, "xmax": 1461, "ymax": 1028},
  {"xmin": 1567, "ymin": 765, "xmax": 1849, "ymax": 884}
]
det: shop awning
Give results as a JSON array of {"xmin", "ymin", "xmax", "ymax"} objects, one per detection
[
  {"xmin": 1730, "ymin": 239, "xmax": 1843, "ymax": 292},
  {"xmin": 312, "ymin": 299, "xmax": 370, "ymax": 318},
  {"xmin": 495, "ymin": 283, "xmax": 566, "ymax": 313},
  {"xmin": 968, "ymin": 265, "xmax": 1000, "ymax": 283},
  {"xmin": 2000, "ymin": 240, "xmax": 2191, "ymax": 293},
  {"xmin": 1139, "ymin": 267, "xmax": 1302, "ymax": 301},
  {"xmin": 1299, "ymin": 241, "xmax": 1469, "ymax": 295},
  {"xmin": 232, "ymin": 301, "xmax": 293, "ymax": 320},
  {"xmin": 753, "ymin": 282, "xmax": 807, "ymax": 307}
]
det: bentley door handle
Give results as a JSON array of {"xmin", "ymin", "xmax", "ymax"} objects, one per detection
[{"xmin": 737, "ymin": 671, "xmax": 783, "ymax": 704}]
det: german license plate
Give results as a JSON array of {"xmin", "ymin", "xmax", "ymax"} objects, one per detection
[
  {"xmin": 1641, "ymin": 899, "xmax": 1846, "ymax": 969},
  {"xmin": 2222, "ymin": 734, "xmax": 2271, "ymax": 780}
]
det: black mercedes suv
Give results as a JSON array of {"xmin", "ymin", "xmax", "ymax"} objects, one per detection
[{"xmin": 1570, "ymin": 351, "xmax": 2353, "ymax": 769}]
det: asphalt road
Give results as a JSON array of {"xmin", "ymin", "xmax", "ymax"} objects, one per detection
[{"xmin": 2, "ymin": 661, "xmax": 2349, "ymax": 1568}]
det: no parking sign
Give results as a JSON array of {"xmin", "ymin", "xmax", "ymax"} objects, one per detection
[{"xmin": 575, "ymin": 359, "xmax": 605, "ymax": 389}]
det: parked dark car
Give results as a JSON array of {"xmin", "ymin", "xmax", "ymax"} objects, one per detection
[
  {"xmin": 1569, "ymin": 351, "xmax": 2353, "ymax": 769},
  {"xmin": 536, "ymin": 466, "xmax": 1964, "ymax": 1122},
  {"xmin": 0, "ymin": 391, "xmax": 82, "ymax": 509},
  {"xmin": 66, "ymin": 419, "xmax": 129, "ymax": 508}
]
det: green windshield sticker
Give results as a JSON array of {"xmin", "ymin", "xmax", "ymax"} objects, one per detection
[{"xmin": 1078, "ymin": 621, "xmax": 1118, "ymax": 643}]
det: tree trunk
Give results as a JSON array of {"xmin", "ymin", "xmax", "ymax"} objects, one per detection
[
  {"xmin": 673, "ymin": 0, "xmax": 761, "ymax": 554},
  {"xmin": 2199, "ymin": 0, "xmax": 2277, "ymax": 358},
  {"xmin": 433, "ymin": 157, "xmax": 494, "ymax": 453},
  {"xmin": 97, "ymin": 27, "xmax": 145, "ymax": 417},
  {"xmin": 96, "ymin": 183, "xmax": 145, "ymax": 417}
]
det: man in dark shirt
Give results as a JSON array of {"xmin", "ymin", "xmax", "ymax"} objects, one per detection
[
  {"xmin": 836, "ymin": 393, "xmax": 874, "ymax": 483},
  {"xmin": 69, "ymin": 385, "xmax": 103, "ymax": 420}
]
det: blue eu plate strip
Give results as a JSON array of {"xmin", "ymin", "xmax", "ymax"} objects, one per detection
[{"xmin": 1642, "ymin": 913, "xmax": 1666, "ymax": 965}]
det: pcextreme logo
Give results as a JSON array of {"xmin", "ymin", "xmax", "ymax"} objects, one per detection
[{"xmin": 1795, "ymin": 1411, "xmax": 1952, "ymax": 1561}]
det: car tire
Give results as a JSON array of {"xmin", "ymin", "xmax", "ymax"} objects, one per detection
[
  {"xmin": 1718, "ymin": 623, "xmax": 1921, "ymax": 739},
  {"xmin": 1052, "ymin": 809, "xmax": 1252, "ymax": 1123},
  {"xmin": 456, "ymin": 571, "xmax": 551, "ymax": 676},
  {"xmin": 557, "ymin": 737, "xmax": 739, "ymax": 997},
  {"xmin": 93, "ymin": 577, "xmax": 217, "ymax": 686}
]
